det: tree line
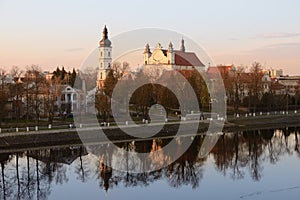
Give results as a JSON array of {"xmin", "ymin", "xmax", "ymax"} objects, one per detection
[
  {"xmin": 95, "ymin": 62, "xmax": 209, "ymax": 122},
  {"xmin": 0, "ymin": 65, "xmax": 77, "ymax": 127},
  {"xmin": 220, "ymin": 62, "xmax": 300, "ymax": 113}
]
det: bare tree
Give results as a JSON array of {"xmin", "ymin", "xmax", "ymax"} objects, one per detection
[
  {"xmin": 43, "ymin": 77, "xmax": 62, "ymax": 123},
  {"xmin": 249, "ymin": 62, "xmax": 263, "ymax": 112},
  {"xmin": 10, "ymin": 66, "xmax": 23, "ymax": 125},
  {"xmin": 0, "ymin": 68, "xmax": 9, "ymax": 126},
  {"xmin": 232, "ymin": 66, "xmax": 245, "ymax": 113},
  {"xmin": 111, "ymin": 61, "xmax": 129, "ymax": 79},
  {"xmin": 24, "ymin": 65, "xmax": 45, "ymax": 123}
]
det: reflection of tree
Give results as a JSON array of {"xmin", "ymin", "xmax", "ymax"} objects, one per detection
[
  {"xmin": 295, "ymin": 131, "xmax": 299, "ymax": 155},
  {"xmin": 212, "ymin": 131, "xmax": 265, "ymax": 181},
  {"xmin": 0, "ymin": 153, "xmax": 11, "ymax": 200},
  {"xmin": 16, "ymin": 153, "xmax": 20, "ymax": 199},
  {"xmin": 167, "ymin": 136, "xmax": 205, "ymax": 189},
  {"xmin": 74, "ymin": 147, "xmax": 90, "ymax": 183},
  {"xmin": 1, "ymin": 162, "xmax": 7, "ymax": 200},
  {"xmin": 248, "ymin": 131, "xmax": 263, "ymax": 181},
  {"xmin": 231, "ymin": 132, "xmax": 245, "ymax": 180},
  {"xmin": 213, "ymin": 134, "xmax": 234, "ymax": 176}
]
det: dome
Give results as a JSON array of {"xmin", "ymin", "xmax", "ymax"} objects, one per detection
[
  {"xmin": 100, "ymin": 38, "xmax": 111, "ymax": 47},
  {"xmin": 99, "ymin": 25, "xmax": 112, "ymax": 47}
]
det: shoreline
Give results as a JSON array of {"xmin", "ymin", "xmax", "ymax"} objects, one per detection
[{"xmin": 0, "ymin": 114, "xmax": 299, "ymax": 153}]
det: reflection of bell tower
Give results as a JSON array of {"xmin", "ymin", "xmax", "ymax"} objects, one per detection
[
  {"xmin": 97, "ymin": 25, "xmax": 112, "ymax": 89},
  {"xmin": 99, "ymin": 158, "xmax": 112, "ymax": 192}
]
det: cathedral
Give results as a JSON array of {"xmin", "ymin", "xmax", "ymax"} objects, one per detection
[
  {"xmin": 143, "ymin": 39, "xmax": 205, "ymax": 71},
  {"xmin": 96, "ymin": 25, "xmax": 205, "ymax": 88}
]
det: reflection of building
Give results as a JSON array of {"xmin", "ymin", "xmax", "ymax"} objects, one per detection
[
  {"xmin": 99, "ymin": 157, "xmax": 112, "ymax": 192},
  {"xmin": 28, "ymin": 147, "xmax": 88, "ymax": 165},
  {"xmin": 96, "ymin": 25, "xmax": 112, "ymax": 89},
  {"xmin": 143, "ymin": 39, "xmax": 205, "ymax": 71}
]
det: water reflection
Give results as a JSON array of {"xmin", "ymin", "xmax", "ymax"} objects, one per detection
[{"xmin": 0, "ymin": 127, "xmax": 299, "ymax": 199}]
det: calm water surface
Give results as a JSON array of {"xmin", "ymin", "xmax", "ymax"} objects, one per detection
[{"xmin": 0, "ymin": 128, "xmax": 300, "ymax": 200}]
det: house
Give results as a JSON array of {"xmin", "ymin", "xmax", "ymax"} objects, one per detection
[
  {"xmin": 57, "ymin": 85, "xmax": 87, "ymax": 115},
  {"xmin": 275, "ymin": 76, "xmax": 300, "ymax": 96}
]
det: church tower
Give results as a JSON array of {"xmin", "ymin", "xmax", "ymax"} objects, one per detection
[
  {"xmin": 167, "ymin": 42, "xmax": 174, "ymax": 65},
  {"xmin": 143, "ymin": 43, "xmax": 151, "ymax": 65},
  {"xmin": 180, "ymin": 37, "xmax": 185, "ymax": 52},
  {"xmin": 97, "ymin": 25, "xmax": 112, "ymax": 89}
]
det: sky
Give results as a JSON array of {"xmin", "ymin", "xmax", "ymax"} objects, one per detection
[{"xmin": 0, "ymin": 0, "xmax": 300, "ymax": 75}]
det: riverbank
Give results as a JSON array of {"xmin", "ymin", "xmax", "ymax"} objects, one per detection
[{"xmin": 0, "ymin": 114, "xmax": 299, "ymax": 153}]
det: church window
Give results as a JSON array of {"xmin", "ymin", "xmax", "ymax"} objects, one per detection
[
  {"xmin": 108, "ymin": 52, "xmax": 111, "ymax": 57},
  {"xmin": 168, "ymin": 60, "xmax": 170, "ymax": 64},
  {"xmin": 101, "ymin": 52, "xmax": 103, "ymax": 57},
  {"xmin": 145, "ymin": 61, "xmax": 147, "ymax": 64},
  {"xmin": 101, "ymin": 63, "xmax": 103, "ymax": 68}
]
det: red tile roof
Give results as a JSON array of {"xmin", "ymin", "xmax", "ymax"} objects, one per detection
[{"xmin": 174, "ymin": 51, "xmax": 205, "ymax": 67}]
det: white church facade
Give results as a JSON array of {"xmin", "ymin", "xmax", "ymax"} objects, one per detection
[{"xmin": 143, "ymin": 39, "xmax": 205, "ymax": 71}]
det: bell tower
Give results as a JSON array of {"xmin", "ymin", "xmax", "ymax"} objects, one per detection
[
  {"xmin": 97, "ymin": 25, "xmax": 112, "ymax": 89},
  {"xmin": 143, "ymin": 43, "xmax": 151, "ymax": 65}
]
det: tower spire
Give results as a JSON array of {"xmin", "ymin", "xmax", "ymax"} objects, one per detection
[
  {"xmin": 144, "ymin": 43, "xmax": 151, "ymax": 53},
  {"xmin": 103, "ymin": 25, "xmax": 108, "ymax": 39},
  {"xmin": 99, "ymin": 25, "xmax": 111, "ymax": 47},
  {"xmin": 180, "ymin": 37, "xmax": 185, "ymax": 52},
  {"xmin": 168, "ymin": 42, "xmax": 173, "ymax": 52}
]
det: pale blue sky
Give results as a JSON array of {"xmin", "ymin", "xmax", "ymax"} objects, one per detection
[{"xmin": 0, "ymin": 0, "xmax": 299, "ymax": 74}]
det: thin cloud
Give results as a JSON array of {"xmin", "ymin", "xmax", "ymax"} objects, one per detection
[
  {"xmin": 243, "ymin": 42, "xmax": 300, "ymax": 53},
  {"xmin": 264, "ymin": 42, "xmax": 300, "ymax": 48},
  {"xmin": 256, "ymin": 32, "xmax": 300, "ymax": 39},
  {"xmin": 65, "ymin": 48, "xmax": 84, "ymax": 52}
]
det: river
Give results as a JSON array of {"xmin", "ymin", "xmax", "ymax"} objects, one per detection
[{"xmin": 0, "ymin": 127, "xmax": 299, "ymax": 200}]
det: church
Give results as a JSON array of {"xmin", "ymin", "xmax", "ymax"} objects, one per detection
[
  {"xmin": 143, "ymin": 39, "xmax": 205, "ymax": 71},
  {"xmin": 96, "ymin": 25, "xmax": 205, "ymax": 88}
]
